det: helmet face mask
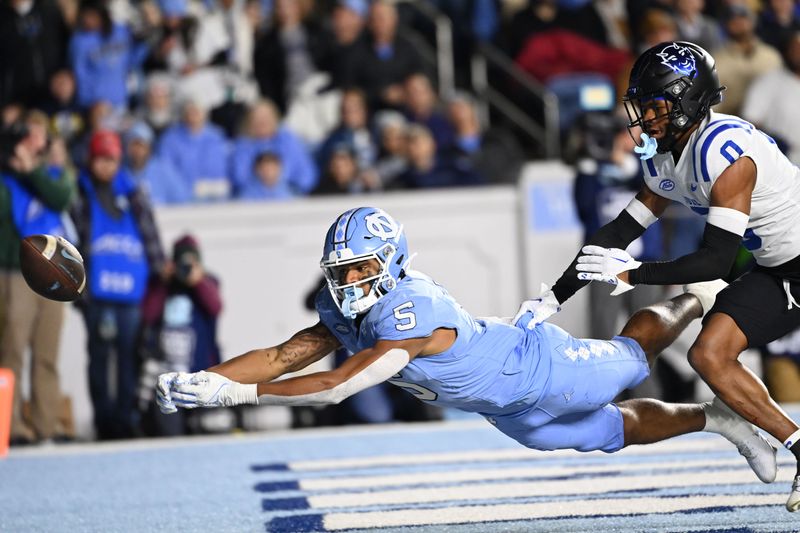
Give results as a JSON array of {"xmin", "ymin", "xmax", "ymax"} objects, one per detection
[
  {"xmin": 624, "ymin": 41, "xmax": 725, "ymax": 153},
  {"xmin": 320, "ymin": 207, "xmax": 408, "ymax": 319}
]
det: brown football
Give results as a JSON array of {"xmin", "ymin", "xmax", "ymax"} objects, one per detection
[{"xmin": 19, "ymin": 234, "xmax": 86, "ymax": 302}]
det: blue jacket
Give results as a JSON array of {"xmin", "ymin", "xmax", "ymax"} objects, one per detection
[
  {"xmin": 157, "ymin": 123, "xmax": 231, "ymax": 201},
  {"xmin": 3, "ymin": 167, "xmax": 69, "ymax": 238},
  {"xmin": 230, "ymin": 127, "xmax": 318, "ymax": 195},
  {"xmin": 69, "ymin": 24, "xmax": 148, "ymax": 108},
  {"xmin": 125, "ymin": 156, "xmax": 191, "ymax": 205},
  {"xmin": 237, "ymin": 178, "xmax": 295, "ymax": 201},
  {"xmin": 78, "ymin": 171, "xmax": 149, "ymax": 303}
]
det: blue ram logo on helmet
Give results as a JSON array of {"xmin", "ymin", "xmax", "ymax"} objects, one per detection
[{"xmin": 656, "ymin": 43, "xmax": 697, "ymax": 78}]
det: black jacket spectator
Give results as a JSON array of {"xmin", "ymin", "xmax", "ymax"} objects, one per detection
[
  {"xmin": 253, "ymin": 19, "xmax": 334, "ymax": 114},
  {"xmin": 342, "ymin": 36, "xmax": 423, "ymax": 111},
  {"xmin": 0, "ymin": 0, "xmax": 69, "ymax": 107},
  {"xmin": 340, "ymin": 1, "xmax": 423, "ymax": 111}
]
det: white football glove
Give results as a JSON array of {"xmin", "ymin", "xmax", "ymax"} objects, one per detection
[
  {"xmin": 512, "ymin": 283, "xmax": 561, "ymax": 329},
  {"xmin": 156, "ymin": 371, "xmax": 193, "ymax": 414},
  {"xmin": 157, "ymin": 371, "xmax": 258, "ymax": 413},
  {"xmin": 575, "ymin": 245, "xmax": 641, "ymax": 296}
]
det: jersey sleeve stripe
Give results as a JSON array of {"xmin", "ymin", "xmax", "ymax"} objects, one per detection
[{"xmin": 700, "ymin": 122, "xmax": 751, "ymax": 183}]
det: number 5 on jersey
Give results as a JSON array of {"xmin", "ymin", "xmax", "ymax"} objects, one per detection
[{"xmin": 393, "ymin": 301, "xmax": 416, "ymax": 331}]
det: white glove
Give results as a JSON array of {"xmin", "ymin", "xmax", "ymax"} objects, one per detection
[
  {"xmin": 156, "ymin": 371, "xmax": 194, "ymax": 414},
  {"xmin": 575, "ymin": 245, "xmax": 641, "ymax": 295},
  {"xmin": 512, "ymin": 283, "xmax": 561, "ymax": 329},
  {"xmin": 157, "ymin": 371, "xmax": 258, "ymax": 413}
]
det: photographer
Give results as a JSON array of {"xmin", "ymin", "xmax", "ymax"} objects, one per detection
[
  {"xmin": 138, "ymin": 234, "xmax": 224, "ymax": 436},
  {"xmin": 0, "ymin": 110, "xmax": 76, "ymax": 445}
]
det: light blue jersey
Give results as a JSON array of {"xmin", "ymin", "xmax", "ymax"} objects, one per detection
[
  {"xmin": 316, "ymin": 271, "xmax": 650, "ymax": 452},
  {"xmin": 318, "ymin": 271, "xmax": 550, "ymax": 415}
]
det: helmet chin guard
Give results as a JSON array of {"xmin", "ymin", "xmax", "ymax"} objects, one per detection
[{"xmin": 320, "ymin": 207, "xmax": 409, "ymax": 319}]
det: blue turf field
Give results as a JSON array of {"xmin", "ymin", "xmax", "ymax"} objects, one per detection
[{"xmin": 2, "ymin": 411, "xmax": 800, "ymax": 533}]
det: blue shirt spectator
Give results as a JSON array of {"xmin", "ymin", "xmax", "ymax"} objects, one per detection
[
  {"xmin": 237, "ymin": 151, "xmax": 295, "ymax": 201},
  {"xmin": 157, "ymin": 100, "xmax": 231, "ymax": 202},
  {"xmin": 68, "ymin": 2, "xmax": 148, "ymax": 109},
  {"xmin": 230, "ymin": 100, "xmax": 317, "ymax": 195},
  {"xmin": 124, "ymin": 122, "xmax": 191, "ymax": 205}
]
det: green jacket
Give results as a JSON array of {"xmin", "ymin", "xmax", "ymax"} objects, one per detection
[{"xmin": 0, "ymin": 165, "xmax": 76, "ymax": 270}]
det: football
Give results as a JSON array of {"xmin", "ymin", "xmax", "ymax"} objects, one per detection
[{"xmin": 19, "ymin": 234, "xmax": 86, "ymax": 302}]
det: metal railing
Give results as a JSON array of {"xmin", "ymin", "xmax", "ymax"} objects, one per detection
[
  {"xmin": 471, "ymin": 42, "xmax": 560, "ymax": 159},
  {"xmin": 397, "ymin": 0, "xmax": 455, "ymax": 99},
  {"xmin": 396, "ymin": 2, "xmax": 557, "ymax": 159}
]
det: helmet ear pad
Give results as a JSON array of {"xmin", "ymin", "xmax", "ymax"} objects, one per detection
[{"xmin": 666, "ymin": 78, "xmax": 694, "ymax": 130}]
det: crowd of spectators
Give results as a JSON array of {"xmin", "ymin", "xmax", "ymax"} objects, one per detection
[
  {"xmin": 0, "ymin": 0, "xmax": 535, "ymax": 213},
  {"xmin": 3, "ymin": 0, "xmax": 798, "ymax": 204}
]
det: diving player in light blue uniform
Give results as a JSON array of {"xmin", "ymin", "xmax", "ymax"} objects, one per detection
[
  {"xmin": 315, "ymin": 266, "xmax": 646, "ymax": 453},
  {"xmin": 156, "ymin": 207, "xmax": 776, "ymax": 481}
]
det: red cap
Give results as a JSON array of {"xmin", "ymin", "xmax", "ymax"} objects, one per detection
[{"xmin": 89, "ymin": 130, "xmax": 122, "ymax": 160}]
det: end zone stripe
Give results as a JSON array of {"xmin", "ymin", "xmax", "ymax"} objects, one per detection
[
  {"xmin": 265, "ymin": 494, "xmax": 780, "ymax": 531},
  {"xmin": 261, "ymin": 497, "xmax": 310, "ymax": 511},
  {"xmin": 288, "ymin": 456, "xmax": 786, "ymax": 492},
  {"xmin": 304, "ymin": 469, "xmax": 793, "ymax": 508},
  {"xmin": 267, "ymin": 515, "xmax": 324, "ymax": 532},
  {"xmin": 254, "ymin": 481, "xmax": 300, "ymax": 492},
  {"xmin": 251, "ymin": 463, "xmax": 291, "ymax": 472},
  {"xmin": 255, "ymin": 438, "xmax": 727, "ymax": 472}
]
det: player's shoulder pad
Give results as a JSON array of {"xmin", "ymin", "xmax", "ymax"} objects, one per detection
[
  {"xmin": 691, "ymin": 115, "xmax": 755, "ymax": 185},
  {"xmin": 373, "ymin": 275, "xmax": 439, "ymax": 315},
  {"xmin": 369, "ymin": 275, "xmax": 442, "ymax": 340}
]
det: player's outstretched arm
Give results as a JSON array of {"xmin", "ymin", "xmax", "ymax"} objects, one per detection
[
  {"xmin": 581, "ymin": 158, "xmax": 755, "ymax": 288},
  {"xmin": 549, "ymin": 187, "xmax": 669, "ymax": 304},
  {"xmin": 156, "ymin": 321, "xmax": 341, "ymax": 413},
  {"xmin": 254, "ymin": 337, "xmax": 429, "ymax": 405},
  {"xmin": 209, "ymin": 321, "xmax": 341, "ymax": 383},
  {"xmin": 158, "ymin": 337, "xmax": 429, "ymax": 412}
]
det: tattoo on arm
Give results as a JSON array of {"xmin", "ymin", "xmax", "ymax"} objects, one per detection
[{"xmin": 277, "ymin": 322, "xmax": 340, "ymax": 373}]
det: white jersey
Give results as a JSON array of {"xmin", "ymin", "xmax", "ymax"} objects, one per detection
[{"xmin": 642, "ymin": 111, "xmax": 800, "ymax": 267}]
